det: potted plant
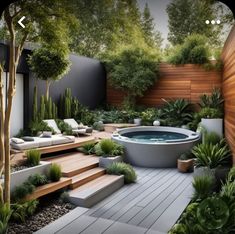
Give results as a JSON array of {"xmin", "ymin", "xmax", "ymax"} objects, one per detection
[
  {"xmin": 177, "ymin": 151, "xmax": 195, "ymax": 173},
  {"xmin": 192, "ymin": 140, "xmax": 231, "ymax": 179},
  {"xmin": 200, "ymin": 107, "xmax": 223, "ymax": 137},
  {"xmin": 95, "ymin": 139, "xmax": 123, "ymax": 168}
]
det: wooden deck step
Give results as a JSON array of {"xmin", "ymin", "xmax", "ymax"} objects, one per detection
[
  {"xmin": 25, "ymin": 177, "xmax": 72, "ymax": 201},
  {"xmin": 69, "ymin": 175, "xmax": 124, "ymax": 208},
  {"xmin": 69, "ymin": 168, "xmax": 106, "ymax": 189},
  {"xmin": 62, "ymin": 159, "xmax": 99, "ymax": 177}
]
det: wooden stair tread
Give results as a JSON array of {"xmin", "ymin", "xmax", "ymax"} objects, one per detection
[
  {"xmin": 69, "ymin": 168, "xmax": 106, "ymax": 189},
  {"xmin": 25, "ymin": 177, "xmax": 72, "ymax": 201},
  {"xmin": 71, "ymin": 168, "xmax": 105, "ymax": 183},
  {"xmin": 69, "ymin": 175, "xmax": 123, "ymax": 198}
]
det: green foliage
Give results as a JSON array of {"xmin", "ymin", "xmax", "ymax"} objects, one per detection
[
  {"xmin": 26, "ymin": 149, "xmax": 41, "ymax": 166},
  {"xmin": 28, "ymin": 46, "xmax": 70, "ymax": 83},
  {"xmin": 197, "ymin": 197, "xmax": 229, "ymax": 230},
  {"xmin": 29, "ymin": 120, "xmax": 53, "ymax": 136},
  {"xmin": 192, "ymin": 141, "xmax": 231, "ymax": 168},
  {"xmin": 56, "ymin": 119, "xmax": 73, "ymax": 135},
  {"xmin": 48, "ymin": 164, "xmax": 62, "ymax": 182},
  {"xmin": 179, "ymin": 151, "xmax": 194, "ymax": 160},
  {"xmin": 95, "ymin": 139, "xmax": 124, "ymax": 157},
  {"xmin": 59, "ymin": 192, "xmax": 70, "ymax": 204},
  {"xmin": 220, "ymin": 180, "xmax": 235, "ymax": 199},
  {"xmin": 39, "ymin": 95, "xmax": 46, "ymax": 120},
  {"xmin": 199, "ymin": 107, "xmax": 223, "ymax": 119},
  {"xmin": 168, "ymin": 223, "xmax": 188, "ymax": 234},
  {"xmin": 32, "ymin": 86, "xmax": 38, "ymax": 122},
  {"xmin": 161, "ymin": 99, "xmax": 192, "ymax": 127},
  {"xmin": 12, "ymin": 181, "xmax": 36, "ymax": 202},
  {"xmin": 202, "ymin": 131, "xmax": 221, "ymax": 145},
  {"xmin": 0, "ymin": 203, "xmax": 12, "ymax": 234},
  {"xmin": 228, "ymin": 167, "xmax": 235, "ymax": 182},
  {"xmin": 192, "ymin": 175, "xmax": 214, "ymax": 200},
  {"xmin": 92, "ymin": 121, "xmax": 105, "ymax": 131},
  {"xmin": 78, "ymin": 143, "xmax": 96, "ymax": 155},
  {"xmin": 106, "ymin": 162, "xmax": 137, "ymax": 184},
  {"xmin": 11, "ymin": 200, "xmax": 39, "ymax": 223},
  {"xmin": 28, "ymin": 174, "xmax": 48, "ymax": 187},
  {"xmin": 166, "ymin": 0, "xmax": 223, "ymax": 46},
  {"xmin": 140, "ymin": 108, "xmax": 159, "ymax": 126},
  {"xmin": 167, "ymin": 34, "xmax": 209, "ymax": 65},
  {"xmin": 199, "ymin": 88, "xmax": 224, "ymax": 110},
  {"xmin": 102, "ymin": 45, "xmax": 160, "ymax": 108}
]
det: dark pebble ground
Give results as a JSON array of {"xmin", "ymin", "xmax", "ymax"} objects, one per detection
[{"xmin": 8, "ymin": 196, "xmax": 75, "ymax": 234}]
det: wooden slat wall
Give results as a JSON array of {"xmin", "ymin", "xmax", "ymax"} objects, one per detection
[
  {"xmin": 222, "ymin": 25, "xmax": 235, "ymax": 164},
  {"xmin": 107, "ymin": 63, "xmax": 222, "ymax": 107}
]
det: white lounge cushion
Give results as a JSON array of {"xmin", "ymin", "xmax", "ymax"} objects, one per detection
[
  {"xmin": 64, "ymin": 119, "xmax": 80, "ymax": 129},
  {"xmin": 11, "ymin": 138, "xmax": 25, "ymax": 144},
  {"xmin": 43, "ymin": 119, "xmax": 61, "ymax": 134},
  {"xmin": 34, "ymin": 137, "xmax": 52, "ymax": 147},
  {"xmin": 10, "ymin": 141, "xmax": 39, "ymax": 150},
  {"xmin": 72, "ymin": 129, "xmax": 87, "ymax": 134},
  {"xmin": 51, "ymin": 135, "xmax": 75, "ymax": 145}
]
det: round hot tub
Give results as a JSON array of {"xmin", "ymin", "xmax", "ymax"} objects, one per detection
[{"xmin": 112, "ymin": 126, "xmax": 200, "ymax": 168}]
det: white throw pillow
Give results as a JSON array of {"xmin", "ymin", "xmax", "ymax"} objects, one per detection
[{"xmin": 11, "ymin": 138, "xmax": 25, "ymax": 144}]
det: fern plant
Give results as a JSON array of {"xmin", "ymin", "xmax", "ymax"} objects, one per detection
[{"xmin": 78, "ymin": 143, "xmax": 96, "ymax": 155}]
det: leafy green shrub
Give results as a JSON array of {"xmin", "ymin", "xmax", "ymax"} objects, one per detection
[
  {"xmin": 106, "ymin": 162, "xmax": 137, "ymax": 184},
  {"xmin": 92, "ymin": 121, "xmax": 105, "ymax": 131},
  {"xmin": 168, "ymin": 223, "xmax": 188, "ymax": 234},
  {"xmin": 59, "ymin": 192, "xmax": 70, "ymax": 204},
  {"xmin": 161, "ymin": 99, "xmax": 192, "ymax": 127},
  {"xmin": 12, "ymin": 181, "xmax": 36, "ymax": 202},
  {"xmin": 56, "ymin": 119, "xmax": 73, "ymax": 135},
  {"xmin": 11, "ymin": 200, "xmax": 39, "ymax": 223},
  {"xmin": 28, "ymin": 174, "xmax": 48, "ymax": 187},
  {"xmin": 95, "ymin": 139, "xmax": 124, "ymax": 157},
  {"xmin": 140, "ymin": 108, "xmax": 158, "ymax": 125},
  {"xmin": 192, "ymin": 141, "xmax": 231, "ymax": 169},
  {"xmin": 199, "ymin": 107, "xmax": 223, "ymax": 119},
  {"xmin": 197, "ymin": 197, "xmax": 229, "ymax": 230},
  {"xmin": 228, "ymin": 167, "xmax": 235, "ymax": 182},
  {"xmin": 78, "ymin": 143, "xmax": 96, "ymax": 155},
  {"xmin": 0, "ymin": 203, "xmax": 12, "ymax": 234},
  {"xmin": 48, "ymin": 164, "xmax": 62, "ymax": 182},
  {"xmin": 102, "ymin": 45, "xmax": 160, "ymax": 108},
  {"xmin": 179, "ymin": 151, "xmax": 194, "ymax": 160},
  {"xmin": 220, "ymin": 180, "xmax": 235, "ymax": 199},
  {"xmin": 167, "ymin": 34, "xmax": 209, "ymax": 65},
  {"xmin": 29, "ymin": 120, "xmax": 53, "ymax": 136},
  {"xmin": 26, "ymin": 149, "xmax": 41, "ymax": 166},
  {"xmin": 199, "ymin": 88, "xmax": 224, "ymax": 110},
  {"xmin": 202, "ymin": 131, "xmax": 221, "ymax": 145},
  {"xmin": 192, "ymin": 175, "xmax": 214, "ymax": 200}
]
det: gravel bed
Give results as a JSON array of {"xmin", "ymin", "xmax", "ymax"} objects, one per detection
[
  {"xmin": 11, "ymin": 165, "xmax": 31, "ymax": 173},
  {"xmin": 8, "ymin": 198, "xmax": 75, "ymax": 234}
]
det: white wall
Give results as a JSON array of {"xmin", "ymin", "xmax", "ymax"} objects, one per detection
[{"xmin": 1, "ymin": 72, "xmax": 24, "ymax": 137}]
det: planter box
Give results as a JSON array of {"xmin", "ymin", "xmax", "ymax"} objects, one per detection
[
  {"xmin": 134, "ymin": 118, "xmax": 142, "ymax": 126},
  {"xmin": 99, "ymin": 156, "xmax": 122, "ymax": 168},
  {"xmin": 177, "ymin": 159, "xmax": 195, "ymax": 173},
  {"xmin": 10, "ymin": 161, "xmax": 52, "ymax": 192},
  {"xmin": 201, "ymin": 118, "xmax": 223, "ymax": 137}
]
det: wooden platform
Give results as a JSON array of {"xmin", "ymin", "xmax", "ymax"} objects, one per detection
[
  {"xmin": 104, "ymin": 123, "xmax": 138, "ymax": 133},
  {"xmin": 25, "ymin": 177, "xmax": 72, "ymax": 201}
]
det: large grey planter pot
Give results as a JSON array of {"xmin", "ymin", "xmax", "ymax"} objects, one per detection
[
  {"xmin": 201, "ymin": 118, "xmax": 223, "ymax": 137},
  {"xmin": 134, "ymin": 118, "xmax": 142, "ymax": 126},
  {"xmin": 99, "ymin": 156, "xmax": 122, "ymax": 168},
  {"xmin": 10, "ymin": 161, "xmax": 52, "ymax": 192},
  {"xmin": 193, "ymin": 166, "xmax": 215, "ymax": 177}
]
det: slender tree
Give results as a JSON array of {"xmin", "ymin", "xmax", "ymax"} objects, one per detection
[
  {"xmin": 141, "ymin": 3, "xmax": 163, "ymax": 48},
  {"xmin": 1, "ymin": 0, "xmax": 78, "ymax": 205}
]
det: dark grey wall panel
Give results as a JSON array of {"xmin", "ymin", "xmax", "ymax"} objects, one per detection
[{"xmin": 27, "ymin": 54, "xmax": 106, "ymax": 120}]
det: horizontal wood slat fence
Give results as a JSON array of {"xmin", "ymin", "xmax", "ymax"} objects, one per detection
[
  {"xmin": 222, "ymin": 24, "xmax": 235, "ymax": 164},
  {"xmin": 107, "ymin": 63, "xmax": 222, "ymax": 107}
]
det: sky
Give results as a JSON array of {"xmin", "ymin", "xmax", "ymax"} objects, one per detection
[{"xmin": 137, "ymin": 0, "xmax": 172, "ymax": 47}]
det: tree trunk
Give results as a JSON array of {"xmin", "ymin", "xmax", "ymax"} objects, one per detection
[
  {"xmin": 46, "ymin": 80, "xmax": 51, "ymax": 101},
  {"xmin": 0, "ymin": 65, "xmax": 5, "ymax": 204}
]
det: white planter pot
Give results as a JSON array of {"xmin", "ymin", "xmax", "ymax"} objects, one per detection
[
  {"xmin": 201, "ymin": 118, "xmax": 223, "ymax": 137},
  {"xmin": 99, "ymin": 156, "xmax": 122, "ymax": 168},
  {"xmin": 134, "ymin": 118, "xmax": 142, "ymax": 126},
  {"xmin": 10, "ymin": 161, "xmax": 51, "ymax": 191},
  {"xmin": 193, "ymin": 166, "xmax": 215, "ymax": 177}
]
